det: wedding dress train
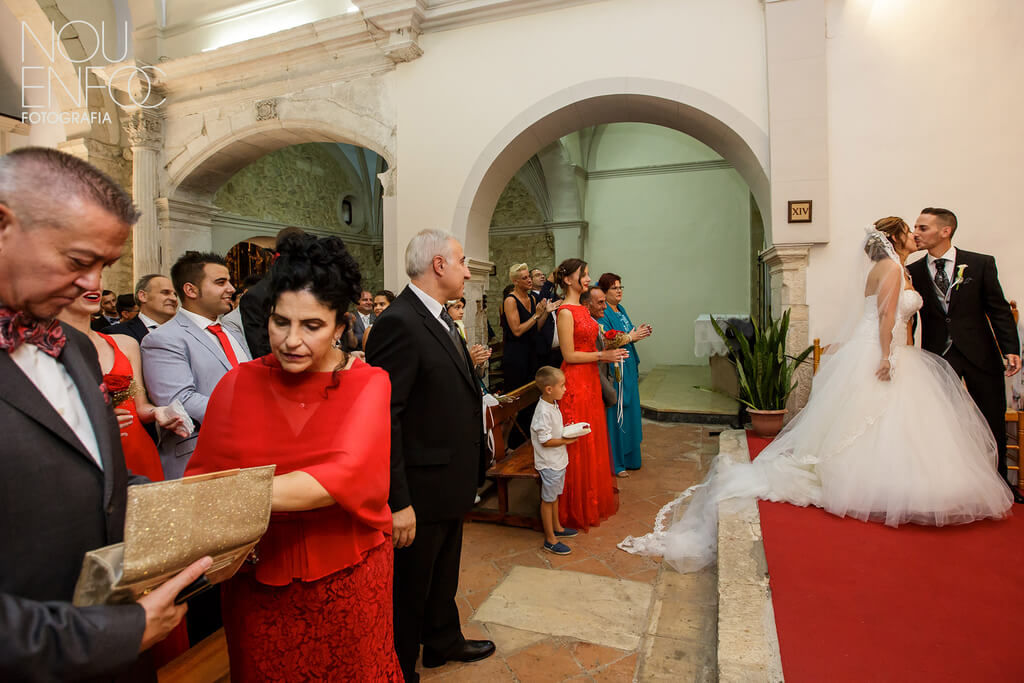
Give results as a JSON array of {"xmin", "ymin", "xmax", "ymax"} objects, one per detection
[{"xmin": 620, "ymin": 288, "xmax": 1013, "ymax": 573}]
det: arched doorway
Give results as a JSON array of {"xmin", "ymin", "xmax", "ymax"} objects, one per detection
[
  {"xmin": 458, "ymin": 79, "xmax": 775, "ymax": 413},
  {"xmin": 155, "ymin": 121, "xmax": 394, "ymax": 295}
]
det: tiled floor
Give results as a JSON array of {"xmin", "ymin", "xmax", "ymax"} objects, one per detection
[{"xmin": 419, "ymin": 421, "xmax": 721, "ymax": 682}]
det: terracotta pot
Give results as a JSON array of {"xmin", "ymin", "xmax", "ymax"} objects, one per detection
[{"xmin": 747, "ymin": 408, "xmax": 788, "ymax": 438}]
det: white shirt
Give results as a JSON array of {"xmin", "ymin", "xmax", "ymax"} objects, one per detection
[
  {"xmin": 408, "ymin": 282, "xmax": 451, "ymax": 334},
  {"xmin": 358, "ymin": 311, "xmax": 373, "ymax": 329},
  {"xmin": 137, "ymin": 312, "xmax": 161, "ymax": 331},
  {"xmin": 531, "ymin": 398, "xmax": 569, "ymax": 471},
  {"xmin": 10, "ymin": 343, "xmax": 103, "ymax": 469},
  {"xmin": 926, "ymin": 246, "xmax": 957, "ymax": 288},
  {"xmin": 179, "ymin": 307, "xmax": 248, "ymax": 362}
]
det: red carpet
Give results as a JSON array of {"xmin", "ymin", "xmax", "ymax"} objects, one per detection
[{"xmin": 747, "ymin": 433, "xmax": 1024, "ymax": 682}]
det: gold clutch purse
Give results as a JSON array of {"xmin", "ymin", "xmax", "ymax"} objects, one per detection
[{"xmin": 73, "ymin": 465, "xmax": 275, "ymax": 607}]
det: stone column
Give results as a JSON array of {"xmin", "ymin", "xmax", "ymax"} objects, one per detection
[
  {"xmin": 761, "ymin": 244, "xmax": 812, "ymax": 410},
  {"xmin": 378, "ymin": 167, "xmax": 400, "ymax": 290},
  {"xmin": 155, "ymin": 197, "xmax": 220, "ymax": 269},
  {"xmin": 464, "ymin": 258, "xmax": 494, "ymax": 348},
  {"xmin": 549, "ymin": 220, "xmax": 588, "ymax": 265},
  {"xmin": 126, "ymin": 110, "xmax": 163, "ymax": 279}
]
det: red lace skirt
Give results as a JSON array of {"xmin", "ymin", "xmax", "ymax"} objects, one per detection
[
  {"xmin": 221, "ymin": 541, "xmax": 402, "ymax": 682},
  {"xmin": 559, "ymin": 360, "xmax": 619, "ymax": 530}
]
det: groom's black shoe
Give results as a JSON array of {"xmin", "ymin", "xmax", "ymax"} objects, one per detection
[
  {"xmin": 422, "ymin": 640, "xmax": 496, "ymax": 668},
  {"xmin": 1012, "ymin": 488, "xmax": 1024, "ymax": 505}
]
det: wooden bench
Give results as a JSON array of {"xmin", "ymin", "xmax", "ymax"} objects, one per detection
[{"xmin": 467, "ymin": 381, "xmax": 543, "ymax": 530}]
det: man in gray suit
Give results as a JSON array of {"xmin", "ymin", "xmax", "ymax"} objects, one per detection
[
  {"xmin": 0, "ymin": 147, "xmax": 210, "ymax": 681},
  {"xmin": 348, "ymin": 289, "xmax": 377, "ymax": 350},
  {"xmin": 142, "ymin": 252, "xmax": 251, "ymax": 480}
]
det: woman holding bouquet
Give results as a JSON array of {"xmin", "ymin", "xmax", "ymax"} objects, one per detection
[
  {"xmin": 597, "ymin": 273, "xmax": 652, "ymax": 476},
  {"xmin": 186, "ymin": 233, "xmax": 401, "ymax": 681},
  {"xmin": 554, "ymin": 259, "xmax": 628, "ymax": 530}
]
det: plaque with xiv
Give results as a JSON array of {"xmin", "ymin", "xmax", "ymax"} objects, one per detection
[{"xmin": 72, "ymin": 465, "xmax": 275, "ymax": 607}]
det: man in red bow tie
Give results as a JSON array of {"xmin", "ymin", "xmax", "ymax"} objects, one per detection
[{"xmin": 0, "ymin": 147, "xmax": 211, "ymax": 681}]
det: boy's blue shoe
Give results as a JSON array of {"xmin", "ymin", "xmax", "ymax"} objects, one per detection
[
  {"xmin": 554, "ymin": 528, "xmax": 578, "ymax": 538},
  {"xmin": 543, "ymin": 541, "xmax": 572, "ymax": 555}
]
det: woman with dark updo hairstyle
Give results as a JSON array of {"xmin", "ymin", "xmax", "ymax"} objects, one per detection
[
  {"xmin": 186, "ymin": 234, "xmax": 401, "ymax": 681},
  {"xmin": 553, "ymin": 258, "xmax": 628, "ymax": 532}
]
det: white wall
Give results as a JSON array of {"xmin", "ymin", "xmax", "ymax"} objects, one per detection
[
  {"xmin": 583, "ymin": 124, "xmax": 751, "ymax": 371},
  {"xmin": 391, "ymin": 0, "xmax": 769, "ymax": 281},
  {"xmin": 810, "ymin": 0, "xmax": 1024, "ymax": 340}
]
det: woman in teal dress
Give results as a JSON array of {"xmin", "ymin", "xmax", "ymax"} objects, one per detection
[{"xmin": 597, "ymin": 273, "xmax": 652, "ymax": 477}]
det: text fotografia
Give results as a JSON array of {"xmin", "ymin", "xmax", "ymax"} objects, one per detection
[{"xmin": 21, "ymin": 20, "xmax": 166, "ymax": 123}]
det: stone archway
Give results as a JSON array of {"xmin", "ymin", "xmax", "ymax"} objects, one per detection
[
  {"xmin": 452, "ymin": 79, "xmax": 819, "ymax": 408},
  {"xmin": 140, "ymin": 116, "xmax": 396, "ymax": 278},
  {"xmin": 452, "ymin": 78, "xmax": 770, "ymax": 260}
]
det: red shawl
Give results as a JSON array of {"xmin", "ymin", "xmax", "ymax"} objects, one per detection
[{"xmin": 186, "ymin": 356, "xmax": 392, "ymax": 585}]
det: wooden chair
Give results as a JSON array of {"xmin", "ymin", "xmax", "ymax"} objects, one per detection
[
  {"xmin": 158, "ymin": 628, "xmax": 229, "ymax": 683},
  {"xmin": 467, "ymin": 380, "xmax": 543, "ymax": 530},
  {"xmin": 812, "ymin": 338, "xmax": 831, "ymax": 375},
  {"xmin": 1006, "ymin": 301, "xmax": 1021, "ymax": 492}
]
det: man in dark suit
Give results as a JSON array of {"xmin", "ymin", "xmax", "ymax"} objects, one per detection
[
  {"xmin": 90, "ymin": 289, "xmax": 119, "ymax": 330},
  {"xmin": 910, "ymin": 207, "xmax": 1022, "ymax": 503},
  {"xmin": 239, "ymin": 227, "xmax": 303, "ymax": 358},
  {"xmin": 366, "ymin": 229, "xmax": 495, "ymax": 683},
  {"xmin": 103, "ymin": 274, "xmax": 178, "ymax": 343},
  {"xmin": 0, "ymin": 147, "xmax": 210, "ymax": 681},
  {"xmin": 531, "ymin": 267, "xmax": 562, "ymax": 367}
]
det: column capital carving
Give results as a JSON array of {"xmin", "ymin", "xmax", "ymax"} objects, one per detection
[
  {"xmin": 378, "ymin": 167, "xmax": 397, "ymax": 197},
  {"xmin": 125, "ymin": 110, "xmax": 163, "ymax": 150},
  {"xmin": 761, "ymin": 243, "xmax": 811, "ymax": 269}
]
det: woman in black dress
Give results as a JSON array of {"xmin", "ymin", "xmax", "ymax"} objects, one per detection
[{"xmin": 501, "ymin": 263, "xmax": 550, "ymax": 391}]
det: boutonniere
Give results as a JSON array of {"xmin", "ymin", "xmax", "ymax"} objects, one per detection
[
  {"xmin": 98, "ymin": 381, "xmax": 111, "ymax": 406},
  {"xmin": 953, "ymin": 264, "xmax": 968, "ymax": 290}
]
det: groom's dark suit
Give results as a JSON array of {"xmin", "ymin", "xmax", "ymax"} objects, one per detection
[
  {"xmin": 365, "ymin": 286, "xmax": 486, "ymax": 683},
  {"xmin": 909, "ymin": 249, "xmax": 1020, "ymax": 479},
  {"xmin": 1, "ymin": 324, "xmax": 152, "ymax": 681}
]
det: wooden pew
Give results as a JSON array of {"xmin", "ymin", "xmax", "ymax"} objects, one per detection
[{"xmin": 467, "ymin": 381, "xmax": 543, "ymax": 530}]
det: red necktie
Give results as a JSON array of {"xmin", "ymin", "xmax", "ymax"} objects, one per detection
[
  {"xmin": 207, "ymin": 323, "xmax": 239, "ymax": 368},
  {"xmin": 0, "ymin": 306, "xmax": 67, "ymax": 358}
]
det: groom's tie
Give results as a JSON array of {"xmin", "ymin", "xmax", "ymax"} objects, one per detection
[{"xmin": 933, "ymin": 258, "xmax": 950, "ymax": 295}]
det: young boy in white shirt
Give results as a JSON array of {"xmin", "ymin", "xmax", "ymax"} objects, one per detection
[{"xmin": 531, "ymin": 366, "xmax": 581, "ymax": 555}]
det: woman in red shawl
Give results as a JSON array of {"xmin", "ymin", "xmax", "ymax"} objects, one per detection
[{"xmin": 186, "ymin": 234, "xmax": 401, "ymax": 681}]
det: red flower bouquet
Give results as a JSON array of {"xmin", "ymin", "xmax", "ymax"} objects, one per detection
[{"xmin": 102, "ymin": 375, "xmax": 136, "ymax": 406}]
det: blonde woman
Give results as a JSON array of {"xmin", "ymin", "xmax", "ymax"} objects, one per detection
[{"xmin": 501, "ymin": 263, "xmax": 549, "ymax": 392}]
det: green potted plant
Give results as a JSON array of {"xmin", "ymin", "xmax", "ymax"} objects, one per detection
[{"xmin": 708, "ymin": 309, "xmax": 813, "ymax": 437}]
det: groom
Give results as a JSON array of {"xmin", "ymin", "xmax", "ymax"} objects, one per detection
[{"xmin": 909, "ymin": 207, "xmax": 1023, "ymax": 503}]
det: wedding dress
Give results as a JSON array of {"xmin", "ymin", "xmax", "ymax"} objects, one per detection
[{"xmin": 620, "ymin": 231, "xmax": 1013, "ymax": 573}]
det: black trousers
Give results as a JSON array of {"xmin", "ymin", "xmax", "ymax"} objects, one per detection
[
  {"xmin": 943, "ymin": 346, "xmax": 1009, "ymax": 479},
  {"xmin": 393, "ymin": 517, "xmax": 465, "ymax": 683}
]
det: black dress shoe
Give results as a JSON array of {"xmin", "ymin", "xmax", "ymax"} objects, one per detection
[
  {"xmin": 422, "ymin": 640, "xmax": 496, "ymax": 668},
  {"xmin": 1013, "ymin": 488, "xmax": 1024, "ymax": 505}
]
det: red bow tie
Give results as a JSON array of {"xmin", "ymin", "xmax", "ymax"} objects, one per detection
[{"xmin": 0, "ymin": 307, "xmax": 67, "ymax": 358}]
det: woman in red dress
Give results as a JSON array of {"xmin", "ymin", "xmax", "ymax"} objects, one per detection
[
  {"xmin": 554, "ymin": 259, "xmax": 628, "ymax": 531},
  {"xmin": 57, "ymin": 291, "xmax": 188, "ymax": 481},
  {"xmin": 186, "ymin": 234, "xmax": 401, "ymax": 682},
  {"xmin": 58, "ymin": 291, "xmax": 191, "ymax": 666}
]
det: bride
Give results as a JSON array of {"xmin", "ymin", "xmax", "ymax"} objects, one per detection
[{"xmin": 621, "ymin": 217, "xmax": 1013, "ymax": 573}]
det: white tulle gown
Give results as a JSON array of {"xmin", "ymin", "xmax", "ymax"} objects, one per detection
[{"xmin": 620, "ymin": 288, "xmax": 1013, "ymax": 573}]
